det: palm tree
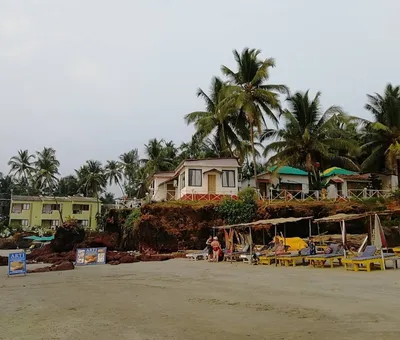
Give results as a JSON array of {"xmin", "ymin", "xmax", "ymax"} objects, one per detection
[
  {"xmin": 8, "ymin": 150, "xmax": 35, "ymax": 194},
  {"xmin": 56, "ymin": 175, "xmax": 79, "ymax": 196},
  {"xmin": 221, "ymin": 48, "xmax": 288, "ymax": 185},
  {"xmin": 185, "ymin": 77, "xmax": 242, "ymax": 157},
  {"xmin": 119, "ymin": 149, "xmax": 139, "ymax": 180},
  {"xmin": 262, "ymin": 91, "xmax": 358, "ymax": 189},
  {"xmin": 76, "ymin": 160, "xmax": 106, "ymax": 228},
  {"xmin": 75, "ymin": 160, "xmax": 106, "ymax": 198},
  {"xmin": 35, "ymin": 147, "xmax": 60, "ymax": 194},
  {"xmin": 362, "ymin": 84, "xmax": 400, "ymax": 182},
  {"xmin": 104, "ymin": 160, "xmax": 124, "ymax": 196},
  {"xmin": 142, "ymin": 138, "xmax": 174, "ymax": 173}
]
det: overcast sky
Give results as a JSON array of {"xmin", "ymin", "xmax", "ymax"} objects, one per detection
[{"xmin": 1, "ymin": 0, "xmax": 399, "ymax": 178}]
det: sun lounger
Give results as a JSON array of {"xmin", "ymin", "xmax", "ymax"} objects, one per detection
[
  {"xmin": 306, "ymin": 244, "xmax": 345, "ymax": 268},
  {"xmin": 343, "ymin": 246, "xmax": 396, "ymax": 272},
  {"xmin": 186, "ymin": 247, "xmax": 208, "ymax": 261},
  {"xmin": 224, "ymin": 245, "xmax": 250, "ymax": 262},
  {"xmin": 277, "ymin": 252, "xmax": 309, "ymax": 267}
]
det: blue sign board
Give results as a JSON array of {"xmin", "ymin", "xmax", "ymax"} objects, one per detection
[
  {"xmin": 8, "ymin": 252, "xmax": 27, "ymax": 276},
  {"xmin": 75, "ymin": 247, "xmax": 107, "ymax": 266}
]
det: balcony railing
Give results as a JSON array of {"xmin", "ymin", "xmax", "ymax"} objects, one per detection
[{"xmin": 262, "ymin": 188, "xmax": 392, "ymax": 203}]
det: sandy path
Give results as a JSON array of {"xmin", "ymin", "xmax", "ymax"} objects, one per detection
[{"xmin": 1, "ymin": 259, "xmax": 400, "ymax": 340}]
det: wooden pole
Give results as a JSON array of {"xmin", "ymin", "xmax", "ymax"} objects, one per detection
[{"xmin": 249, "ymin": 226, "xmax": 252, "ymax": 265}]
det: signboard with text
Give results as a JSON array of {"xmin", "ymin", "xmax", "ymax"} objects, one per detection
[
  {"xmin": 8, "ymin": 252, "xmax": 27, "ymax": 276},
  {"xmin": 75, "ymin": 247, "xmax": 107, "ymax": 266}
]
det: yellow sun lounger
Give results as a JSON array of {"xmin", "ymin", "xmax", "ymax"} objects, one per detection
[
  {"xmin": 258, "ymin": 254, "xmax": 275, "ymax": 265},
  {"xmin": 277, "ymin": 254, "xmax": 307, "ymax": 267},
  {"xmin": 307, "ymin": 255, "xmax": 344, "ymax": 268}
]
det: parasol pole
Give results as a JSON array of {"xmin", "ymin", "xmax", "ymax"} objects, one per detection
[
  {"xmin": 284, "ymin": 223, "xmax": 287, "ymax": 249},
  {"xmin": 275, "ymin": 224, "xmax": 278, "ymax": 267},
  {"xmin": 308, "ymin": 219, "xmax": 312, "ymax": 239},
  {"xmin": 249, "ymin": 226, "xmax": 252, "ymax": 265},
  {"xmin": 341, "ymin": 220, "xmax": 347, "ymax": 259}
]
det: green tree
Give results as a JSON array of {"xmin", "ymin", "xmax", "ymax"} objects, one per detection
[
  {"xmin": 185, "ymin": 77, "xmax": 242, "ymax": 157},
  {"xmin": 8, "ymin": 149, "xmax": 35, "ymax": 194},
  {"xmin": 221, "ymin": 48, "xmax": 288, "ymax": 185},
  {"xmin": 142, "ymin": 138, "xmax": 175, "ymax": 173},
  {"xmin": 35, "ymin": 147, "xmax": 60, "ymax": 194},
  {"xmin": 361, "ymin": 84, "xmax": 400, "ymax": 183},
  {"xmin": 262, "ymin": 91, "xmax": 358, "ymax": 189},
  {"xmin": 105, "ymin": 160, "xmax": 124, "ymax": 196},
  {"xmin": 75, "ymin": 160, "xmax": 106, "ymax": 198},
  {"xmin": 56, "ymin": 175, "xmax": 79, "ymax": 196}
]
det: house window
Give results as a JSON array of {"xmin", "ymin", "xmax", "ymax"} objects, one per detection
[
  {"xmin": 80, "ymin": 220, "xmax": 89, "ymax": 227},
  {"xmin": 42, "ymin": 204, "xmax": 60, "ymax": 213},
  {"xmin": 51, "ymin": 220, "xmax": 60, "ymax": 227},
  {"xmin": 180, "ymin": 172, "xmax": 185, "ymax": 189},
  {"xmin": 73, "ymin": 204, "xmax": 90, "ymax": 214},
  {"xmin": 222, "ymin": 170, "xmax": 235, "ymax": 187},
  {"xmin": 12, "ymin": 204, "xmax": 22, "ymax": 213},
  {"xmin": 188, "ymin": 169, "xmax": 202, "ymax": 187},
  {"xmin": 22, "ymin": 203, "xmax": 30, "ymax": 210},
  {"xmin": 21, "ymin": 219, "xmax": 29, "ymax": 226}
]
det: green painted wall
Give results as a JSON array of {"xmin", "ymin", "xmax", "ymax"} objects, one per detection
[{"xmin": 9, "ymin": 197, "xmax": 100, "ymax": 230}]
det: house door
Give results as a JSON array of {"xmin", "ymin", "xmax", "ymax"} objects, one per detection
[
  {"xmin": 208, "ymin": 175, "xmax": 216, "ymax": 194},
  {"xmin": 166, "ymin": 183, "xmax": 175, "ymax": 201}
]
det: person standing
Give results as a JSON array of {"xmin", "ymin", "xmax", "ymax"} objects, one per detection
[
  {"xmin": 206, "ymin": 236, "xmax": 213, "ymax": 262},
  {"xmin": 211, "ymin": 236, "xmax": 221, "ymax": 262}
]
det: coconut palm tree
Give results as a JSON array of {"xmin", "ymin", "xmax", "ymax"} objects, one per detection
[
  {"xmin": 8, "ymin": 150, "xmax": 35, "ymax": 194},
  {"xmin": 142, "ymin": 138, "xmax": 175, "ymax": 173},
  {"xmin": 104, "ymin": 160, "xmax": 124, "ymax": 196},
  {"xmin": 361, "ymin": 84, "xmax": 400, "ymax": 181},
  {"xmin": 185, "ymin": 77, "xmax": 242, "ymax": 157},
  {"xmin": 75, "ymin": 160, "xmax": 106, "ymax": 198},
  {"xmin": 262, "ymin": 91, "xmax": 358, "ymax": 189},
  {"xmin": 35, "ymin": 147, "xmax": 60, "ymax": 194},
  {"xmin": 221, "ymin": 48, "xmax": 288, "ymax": 185},
  {"xmin": 56, "ymin": 175, "xmax": 79, "ymax": 196}
]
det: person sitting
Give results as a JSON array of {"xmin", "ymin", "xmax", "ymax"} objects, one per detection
[{"xmin": 206, "ymin": 236, "xmax": 213, "ymax": 262}]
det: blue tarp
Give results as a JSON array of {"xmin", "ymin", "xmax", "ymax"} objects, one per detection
[{"xmin": 23, "ymin": 236, "xmax": 54, "ymax": 241}]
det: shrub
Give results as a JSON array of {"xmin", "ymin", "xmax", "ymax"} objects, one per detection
[{"xmin": 216, "ymin": 188, "xmax": 257, "ymax": 225}]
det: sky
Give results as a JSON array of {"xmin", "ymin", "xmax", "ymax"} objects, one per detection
[{"xmin": 1, "ymin": 0, "xmax": 399, "ymax": 180}]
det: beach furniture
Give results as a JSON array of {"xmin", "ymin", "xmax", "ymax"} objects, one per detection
[
  {"xmin": 342, "ymin": 245, "xmax": 395, "ymax": 272},
  {"xmin": 186, "ymin": 247, "xmax": 208, "ymax": 261},
  {"xmin": 258, "ymin": 253, "xmax": 276, "ymax": 265},
  {"xmin": 276, "ymin": 249, "xmax": 310, "ymax": 267},
  {"xmin": 224, "ymin": 244, "xmax": 250, "ymax": 262},
  {"xmin": 306, "ymin": 243, "xmax": 345, "ymax": 268}
]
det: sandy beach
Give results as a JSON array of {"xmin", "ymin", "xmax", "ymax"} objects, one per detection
[{"xmin": 1, "ymin": 257, "xmax": 400, "ymax": 340}]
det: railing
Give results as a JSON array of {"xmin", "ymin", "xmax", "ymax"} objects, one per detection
[{"xmin": 264, "ymin": 188, "xmax": 393, "ymax": 203}]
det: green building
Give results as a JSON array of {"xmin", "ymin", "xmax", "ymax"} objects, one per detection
[{"xmin": 9, "ymin": 195, "xmax": 101, "ymax": 230}]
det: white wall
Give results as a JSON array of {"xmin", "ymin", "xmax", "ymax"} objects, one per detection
[
  {"xmin": 151, "ymin": 175, "xmax": 173, "ymax": 201},
  {"xmin": 178, "ymin": 165, "xmax": 239, "ymax": 197},
  {"xmin": 240, "ymin": 174, "xmax": 309, "ymax": 196}
]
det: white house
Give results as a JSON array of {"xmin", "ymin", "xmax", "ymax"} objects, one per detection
[
  {"xmin": 150, "ymin": 158, "xmax": 241, "ymax": 201},
  {"xmin": 240, "ymin": 166, "xmax": 309, "ymax": 199}
]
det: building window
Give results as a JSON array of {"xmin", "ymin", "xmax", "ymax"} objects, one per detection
[
  {"xmin": 80, "ymin": 220, "xmax": 89, "ymax": 227},
  {"xmin": 180, "ymin": 172, "xmax": 185, "ymax": 189},
  {"xmin": 51, "ymin": 220, "xmax": 60, "ymax": 227},
  {"xmin": 42, "ymin": 204, "xmax": 60, "ymax": 214},
  {"xmin": 73, "ymin": 204, "xmax": 90, "ymax": 214},
  {"xmin": 21, "ymin": 219, "xmax": 29, "ymax": 226},
  {"xmin": 12, "ymin": 204, "xmax": 22, "ymax": 214},
  {"xmin": 188, "ymin": 169, "xmax": 202, "ymax": 187},
  {"xmin": 222, "ymin": 170, "xmax": 235, "ymax": 187},
  {"xmin": 22, "ymin": 203, "xmax": 30, "ymax": 210}
]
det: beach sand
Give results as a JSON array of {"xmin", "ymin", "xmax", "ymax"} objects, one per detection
[{"xmin": 0, "ymin": 257, "xmax": 400, "ymax": 340}]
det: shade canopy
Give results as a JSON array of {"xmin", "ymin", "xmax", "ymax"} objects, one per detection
[
  {"xmin": 322, "ymin": 167, "xmax": 357, "ymax": 177},
  {"xmin": 214, "ymin": 216, "xmax": 313, "ymax": 230},
  {"xmin": 314, "ymin": 213, "xmax": 368, "ymax": 223},
  {"xmin": 23, "ymin": 235, "xmax": 54, "ymax": 241}
]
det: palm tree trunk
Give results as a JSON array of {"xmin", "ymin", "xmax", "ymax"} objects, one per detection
[
  {"xmin": 397, "ymin": 159, "xmax": 400, "ymax": 190},
  {"xmin": 117, "ymin": 180, "xmax": 125, "ymax": 197},
  {"xmin": 250, "ymin": 123, "xmax": 258, "ymax": 189}
]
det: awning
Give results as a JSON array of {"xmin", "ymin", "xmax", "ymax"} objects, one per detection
[
  {"xmin": 329, "ymin": 177, "xmax": 344, "ymax": 183},
  {"xmin": 203, "ymin": 168, "xmax": 222, "ymax": 175},
  {"xmin": 23, "ymin": 235, "xmax": 54, "ymax": 241},
  {"xmin": 314, "ymin": 213, "xmax": 367, "ymax": 223},
  {"xmin": 214, "ymin": 216, "xmax": 313, "ymax": 229}
]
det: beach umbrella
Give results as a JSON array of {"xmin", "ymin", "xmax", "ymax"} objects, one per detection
[{"xmin": 373, "ymin": 214, "xmax": 387, "ymax": 270}]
